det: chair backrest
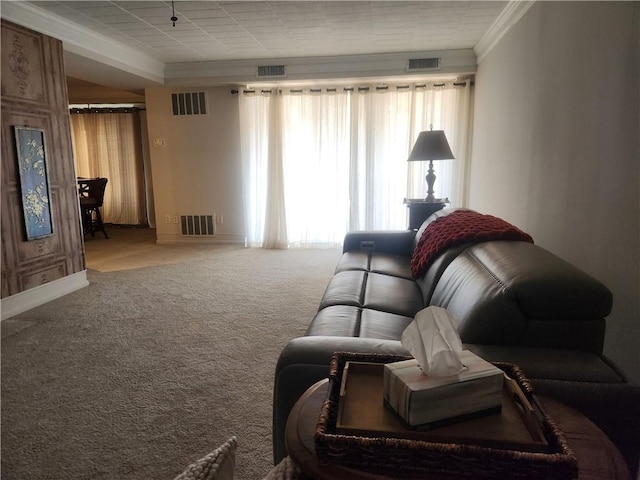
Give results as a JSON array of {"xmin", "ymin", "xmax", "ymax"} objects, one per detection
[{"xmin": 78, "ymin": 178, "xmax": 108, "ymax": 207}]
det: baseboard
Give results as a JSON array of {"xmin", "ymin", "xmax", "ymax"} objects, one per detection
[{"xmin": 1, "ymin": 271, "xmax": 89, "ymax": 321}]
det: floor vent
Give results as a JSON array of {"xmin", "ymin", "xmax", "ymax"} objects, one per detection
[
  {"xmin": 257, "ymin": 65, "xmax": 286, "ymax": 78},
  {"xmin": 171, "ymin": 92, "xmax": 207, "ymax": 116},
  {"xmin": 406, "ymin": 57, "xmax": 440, "ymax": 72},
  {"xmin": 180, "ymin": 215, "xmax": 215, "ymax": 236}
]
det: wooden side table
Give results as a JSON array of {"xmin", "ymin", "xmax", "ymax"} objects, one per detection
[
  {"xmin": 404, "ymin": 199, "xmax": 447, "ymax": 230},
  {"xmin": 285, "ymin": 380, "xmax": 631, "ymax": 480}
]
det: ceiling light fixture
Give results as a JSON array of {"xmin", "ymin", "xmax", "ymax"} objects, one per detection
[{"xmin": 170, "ymin": 0, "xmax": 178, "ymax": 27}]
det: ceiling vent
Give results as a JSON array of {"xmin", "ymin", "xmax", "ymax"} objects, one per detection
[
  {"xmin": 257, "ymin": 65, "xmax": 286, "ymax": 78},
  {"xmin": 406, "ymin": 57, "xmax": 440, "ymax": 72}
]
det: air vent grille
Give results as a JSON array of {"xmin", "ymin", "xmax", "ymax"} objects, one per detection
[
  {"xmin": 407, "ymin": 58, "xmax": 440, "ymax": 71},
  {"xmin": 180, "ymin": 215, "xmax": 215, "ymax": 236},
  {"xmin": 171, "ymin": 92, "xmax": 207, "ymax": 116},
  {"xmin": 257, "ymin": 65, "xmax": 286, "ymax": 78}
]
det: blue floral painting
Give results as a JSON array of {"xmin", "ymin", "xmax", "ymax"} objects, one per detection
[{"xmin": 14, "ymin": 127, "xmax": 53, "ymax": 240}]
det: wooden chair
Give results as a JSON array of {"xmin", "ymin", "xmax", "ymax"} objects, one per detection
[{"xmin": 78, "ymin": 177, "xmax": 109, "ymax": 239}]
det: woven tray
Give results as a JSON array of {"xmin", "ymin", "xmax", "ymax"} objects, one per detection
[{"xmin": 314, "ymin": 351, "xmax": 578, "ymax": 480}]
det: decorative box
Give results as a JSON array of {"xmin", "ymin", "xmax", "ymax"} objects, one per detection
[{"xmin": 383, "ymin": 350, "xmax": 504, "ymax": 427}]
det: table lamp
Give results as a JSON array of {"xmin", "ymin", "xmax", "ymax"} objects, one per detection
[{"xmin": 408, "ymin": 128, "xmax": 455, "ymax": 202}]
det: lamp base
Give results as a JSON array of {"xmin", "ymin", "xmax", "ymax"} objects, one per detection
[{"xmin": 425, "ymin": 160, "xmax": 436, "ymax": 203}]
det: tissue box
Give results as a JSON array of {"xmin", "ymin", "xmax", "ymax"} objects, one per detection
[{"xmin": 383, "ymin": 350, "xmax": 503, "ymax": 427}]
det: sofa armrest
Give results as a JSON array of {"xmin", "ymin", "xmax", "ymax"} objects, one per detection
[
  {"xmin": 342, "ymin": 230, "xmax": 416, "ymax": 256},
  {"xmin": 272, "ymin": 336, "xmax": 410, "ymax": 464}
]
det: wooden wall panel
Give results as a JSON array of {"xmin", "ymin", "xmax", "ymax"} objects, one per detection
[
  {"xmin": 1, "ymin": 20, "xmax": 85, "ymax": 300},
  {"xmin": 1, "ymin": 25, "xmax": 46, "ymax": 104}
]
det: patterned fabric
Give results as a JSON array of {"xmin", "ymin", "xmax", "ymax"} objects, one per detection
[
  {"xmin": 411, "ymin": 210, "xmax": 533, "ymax": 279},
  {"xmin": 261, "ymin": 456, "xmax": 301, "ymax": 480},
  {"xmin": 174, "ymin": 436, "xmax": 237, "ymax": 480}
]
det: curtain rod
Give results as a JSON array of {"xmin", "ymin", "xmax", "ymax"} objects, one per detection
[
  {"xmin": 230, "ymin": 81, "xmax": 472, "ymax": 95},
  {"xmin": 69, "ymin": 107, "xmax": 145, "ymax": 114}
]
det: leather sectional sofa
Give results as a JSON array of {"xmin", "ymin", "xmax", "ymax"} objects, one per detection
[{"xmin": 272, "ymin": 208, "xmax": 639, "ymax": 476}]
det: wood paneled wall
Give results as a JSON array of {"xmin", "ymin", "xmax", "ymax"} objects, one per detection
[{"xmin": 1, "ymin": 20, "xmax": 85, "ymax": 299}]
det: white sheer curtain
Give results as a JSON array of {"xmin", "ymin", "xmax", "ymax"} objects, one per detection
[
  {"xmin": 239, "ymin": 81, "xmax": 473, "ymax": 248},
  {"xmin": 282, "ymin": 91, "xmax": 352, "ymax": 247}
]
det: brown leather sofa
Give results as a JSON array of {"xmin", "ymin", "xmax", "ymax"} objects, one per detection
[{"xmin": 272, "ymin": 209, "xmax": 639, "ymax": 476}]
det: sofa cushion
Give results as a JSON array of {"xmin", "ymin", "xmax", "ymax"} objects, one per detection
[
  {"xmin": 320, "ymin": 271, "xmax": 423, "ymax": 318},
  {"xmin": 319, "ymin": 271, "xmax": 366, "ymax": 309},
  {"xmin": 369, "ymin": 253, "xmax": 413, "ymax": 279},
  {"xmin": 335, "ymin": 251, "xmax": 369, "ymax": 273},
  {"xmin": 335, "ymin": 251, "xmax": 413, "ymax": 280},
  {"xmin": 306, "ymin": 305, "xmax": 360, "ymax": 336},
  {"xmin": 306, "ymin": 305, "xmax": 413, "ymax": 340},
  {"xmin": 363, "ymin": 272, "xmax": 423, "ymax": 318},
  {"xmin": 359, "ymin": 309, "xmax": 414, "ymax": 339}
]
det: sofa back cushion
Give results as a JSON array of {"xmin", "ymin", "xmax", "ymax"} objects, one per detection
[
  {"xmin": 416, "ymin": 243, "xmax": 469, "ymax": 305},
  {"xmin": 429, "ymin": 241, "xmax": 611, "ymax": 354},
  {"xmin": 412, "ymin": 208, "xmax": 535, "ymax": 305},
  {"xmin": 411, "ymin": 209, "xmax": 533, "ymax": 279}
]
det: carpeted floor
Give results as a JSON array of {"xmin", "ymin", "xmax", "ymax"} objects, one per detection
[{"xmin": 1, "ymin": 227, "xmax": 341, "ymax": 480}]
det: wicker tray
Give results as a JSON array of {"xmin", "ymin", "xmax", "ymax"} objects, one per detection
[{"xmin": 314, "ymin": 351, "xmax": 578, "ymax": 480}]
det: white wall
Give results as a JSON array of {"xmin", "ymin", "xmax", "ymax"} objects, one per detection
[
  {"xmin": 145, "ymin": 87, "xmax": 244, "ymax": 244},
  {"xmin": 470, "ymin": 2, "xmax": 639, "ymax": 382}
]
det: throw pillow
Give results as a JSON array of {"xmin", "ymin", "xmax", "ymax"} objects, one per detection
[
  {"xmin": 173, "ymin": 436, "xmax": 237, "ymax": 480},
  {"xmin": 261, "ymin": 456, "xmax": 301, "ymax": 480}
]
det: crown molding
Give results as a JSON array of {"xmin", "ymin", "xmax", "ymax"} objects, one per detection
[
  {"xmin": 474, "ymin": 0, "xmax": 536, "ymax": 64},
  {"xmin": 164, "ymin": 49, "xmax": 477, "ymax": 86},
  {"xmin": 1, "ymin": 1, "xmax": 164, "ymax": 84}
]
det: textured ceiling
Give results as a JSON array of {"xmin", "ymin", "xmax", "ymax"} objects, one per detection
[{"xmin": 28, "ymin": 1, "xmax": 508, "ymax": 63}]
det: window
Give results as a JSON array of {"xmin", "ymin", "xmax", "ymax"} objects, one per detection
[{"xmin": 239, "ymin": 81, "xmax": 473, "ymax": 248}]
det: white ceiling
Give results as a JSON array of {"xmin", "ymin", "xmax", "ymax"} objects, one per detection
[
  {"xmin": 28, "ymin": 1, "xmax": 508, "ymax": 63},
  {"xmin": 2, "ymin": 1, "xmax": 532, "ymax": 89}
]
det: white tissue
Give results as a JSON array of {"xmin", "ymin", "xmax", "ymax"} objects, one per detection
[{"xmin": 401, "ymin": 306, "xmax": 465, "ymax": 377}]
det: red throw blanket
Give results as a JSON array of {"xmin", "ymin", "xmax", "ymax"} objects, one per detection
[{"xmin": 410, "ymin": 210, "xmax": 534, "ymax": 279}]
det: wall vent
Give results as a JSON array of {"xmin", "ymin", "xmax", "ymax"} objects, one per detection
[
  {"xmin": 180, "ymin": 215, "xmax": 215, "ymax": 236},
  {"xmin": 171, "ymin": 92, "xmax": 207, "ymax": 116},
  {"xmin": 257, "ymin": 65, "xmax": 286, "ymax": 78},
  {"xmin": 406, "ymin": 57, "xmax": 440, "ymax": 71}
]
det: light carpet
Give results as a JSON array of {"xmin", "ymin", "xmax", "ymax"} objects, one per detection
[{"xmin": 1, "ymin": 228, "xmax": 341, "ymax": 480}]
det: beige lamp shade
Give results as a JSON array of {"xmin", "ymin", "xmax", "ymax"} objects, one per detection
[{"xmin": 407, "ymin": 130, "xmax": 455, "ymax": 162}]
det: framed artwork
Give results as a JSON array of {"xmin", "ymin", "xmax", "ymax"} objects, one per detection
[{"xmin": 14, "ymin": 126, "xmax": 54, "ymax": 240}]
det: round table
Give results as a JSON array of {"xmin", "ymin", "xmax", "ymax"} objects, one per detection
[{"xmin": 285, "ymin": 380, "xmax": 631, "ymax": 480}]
